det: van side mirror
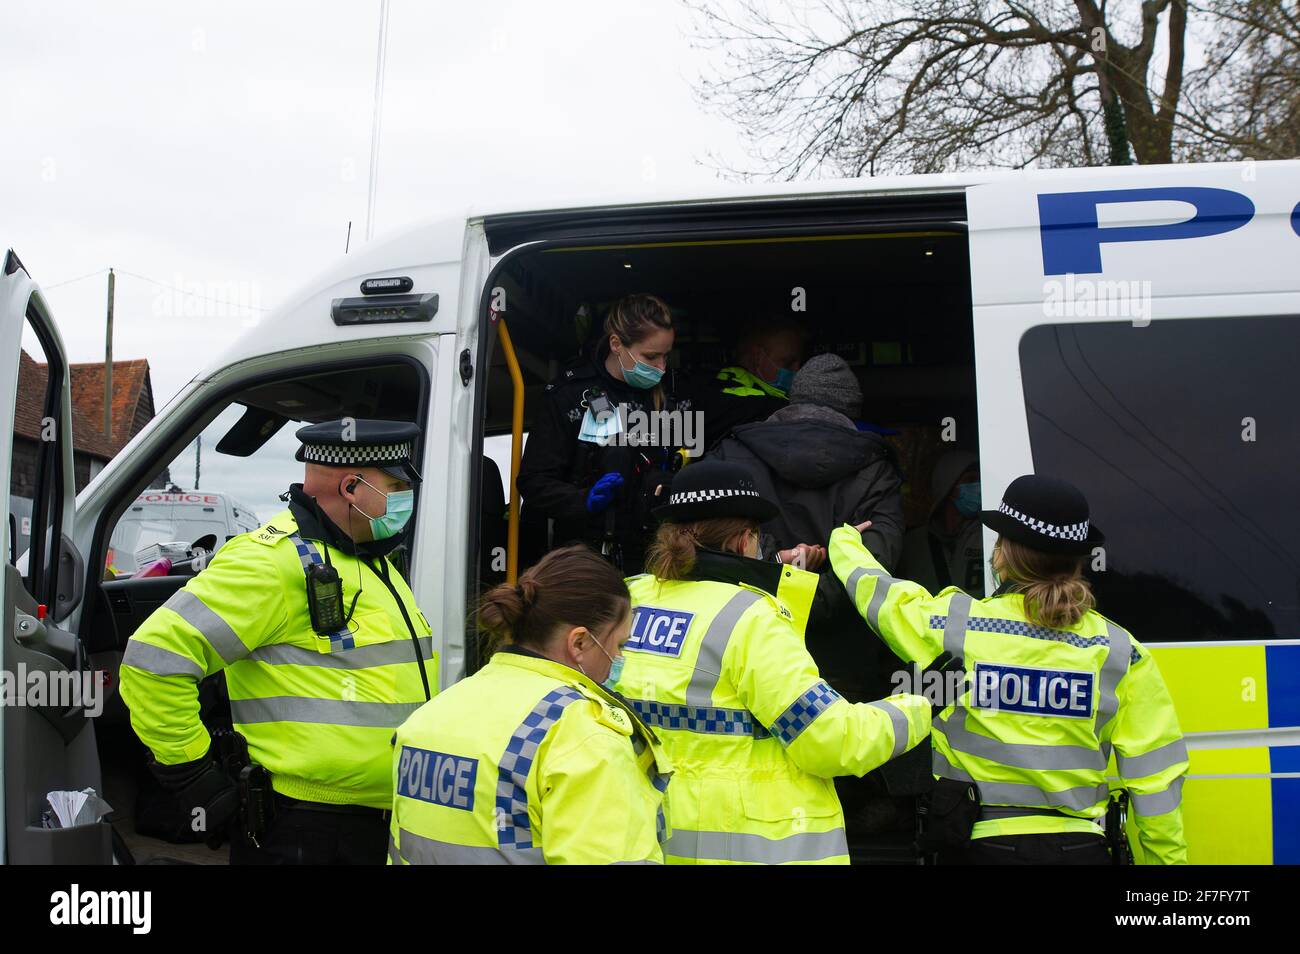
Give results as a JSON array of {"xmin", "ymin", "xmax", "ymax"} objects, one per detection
[{"xmin": 191, "ymin": 533, "xmax": 218, "ymax": 553}]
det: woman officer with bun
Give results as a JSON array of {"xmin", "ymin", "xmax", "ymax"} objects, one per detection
[{"xmin": 389, "ymin": 544, "xmax": 671, "ymax": 864}]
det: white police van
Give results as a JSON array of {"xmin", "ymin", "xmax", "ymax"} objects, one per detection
[
  {"xmin": 106, "ymin": 490, "xmax": 260, "ymax": 578},
  {"xmin": 3, "ymin": 159, "xmax": 1297, "ymax": 864}
]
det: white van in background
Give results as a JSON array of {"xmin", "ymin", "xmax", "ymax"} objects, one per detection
[
  {"xmin": 105, "ymin": 491, "xmax": 259, "ymax": 578},
  {"xmin": 3, "ymin": 159, "xmax": 1298, "ymax": 865}
]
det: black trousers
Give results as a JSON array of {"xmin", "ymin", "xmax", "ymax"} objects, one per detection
[
  {"xmin": 229, "ymin": 802, "xmax": 389, "ymax": 865},
  {"xmin": 942, "ymin": 831, "xmax": 1112, "ymax": 865}
]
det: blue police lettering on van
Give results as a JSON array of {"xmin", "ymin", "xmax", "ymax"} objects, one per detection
[
  {"xmin": 396, "ymin": 745, "xmax": 478, "ymax": 810},
  {"xmin": 972, "ymin": 662, "xmax": 1095, "ymax": 719},
  {"xmin": 627, "ymin": 606, "xmax": 694, "ymax": 657},
  {"xmin": 1037, "ymin": 187, "xmax": 1256, "ymax": 274}
]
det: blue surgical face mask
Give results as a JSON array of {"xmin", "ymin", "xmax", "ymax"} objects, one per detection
[
  {"xmin": 586, "ymin": 635, "xmax": 625, "ymax": 690},
  {"xmin": 772, "ymin": 366, "xmax": 796, "ymax": 394},
  {"xmin": 617, "ymin": 346, "xmax": 664, "ymax": 389},
  {"xmin": 352, "ymin": 476, "xmax": 414, "ymax": 540},
  {"xmin": 954, "ymin": 481, "xmax": 981, "ymax": 518}
]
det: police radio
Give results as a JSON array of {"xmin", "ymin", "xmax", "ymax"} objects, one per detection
[{"xmin": 306, "ymin": 561, "xmax": 346, "ymax": 635}]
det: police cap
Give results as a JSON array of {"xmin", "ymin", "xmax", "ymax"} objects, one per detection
[
  {"xmin": 294, "ymin": 418, "xmax": 422, "ymax": 484},
  {"xmin": 652, "ymin": 459, "xmax": 777, "ymax": 524}
]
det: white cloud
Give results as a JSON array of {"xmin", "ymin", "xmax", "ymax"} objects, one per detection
[{"xmin": 2, "ymin": 0, "xmax": 744, "ymax": 506}]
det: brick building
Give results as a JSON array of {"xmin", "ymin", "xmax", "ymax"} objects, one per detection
[{"xmin": 12, "ymin": 350, "xmax": 159, "ymax": 498}]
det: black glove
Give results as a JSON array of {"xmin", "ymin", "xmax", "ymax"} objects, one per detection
[{"xmin": 149, "ymin": 746, "xmax": 239, "ymax": 847}]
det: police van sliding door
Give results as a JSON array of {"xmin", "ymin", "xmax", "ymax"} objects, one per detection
[{"xmin": 966, "ymin": 163, "xmax": 1300, "ymax": 864}]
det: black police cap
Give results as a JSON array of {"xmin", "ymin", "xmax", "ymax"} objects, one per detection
[
  {"xmin": 294, "ymin": 418, "xmax": 422, "ymax": 484},
  {"xmin": 979, "ymin": 474, "xmax": 1104, "ymax": 556},
  {"xmin": 652, "ymin": 459, "xmax": 777, "ymax": 524}
]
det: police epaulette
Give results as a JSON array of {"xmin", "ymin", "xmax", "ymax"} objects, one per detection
[{"xmin": 736, "ymin": 581, "xmax": 794, "ymax": 623}]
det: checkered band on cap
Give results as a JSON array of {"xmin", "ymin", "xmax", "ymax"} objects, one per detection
[
  {"xmin": 301, "ymin": 441, "xmax": 412, "ymax": 467},
  {"xmin": 668, "ymin": 487, "xmax": 761, "ymax": 506},
  {"xmin": 997, "ymin": 502, "xmax": 1089, "ymax": 541}
]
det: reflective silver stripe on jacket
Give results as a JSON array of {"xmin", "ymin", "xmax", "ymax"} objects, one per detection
[
  {"xmin": 1130, "ymin": 776, "xmax": 1185, "ymax": 816},
  {"xmin": 1116, "ymin": 737, "xmax": 1189, "ymax": 779},
  {"xmin": 867, "ymin": 699, "xmax": 910, "ymax": 760},
  {"xmin": 1094, "ymin": 621, "xmax": 1131, "ymax": 761},
  {"xmin": 664, "ymin": 827, "xmax": 848, "ymax": 864},
  {"xmin": 393, "ymin": 829, "xmax": 546, "ymax": 865},
  {"xmin": 932, "ymin": 750, "xmax": 1108, "ymax": 812},
  {"xmin": 231, "ymin": 696, "xmax": 422, "ymax": 728},
  {"xmin": 162, "ymin": 589, "xmax": 249, "ymax": 664},
  {"xmin": 247, "ymin": 637, "xmax": 435, "ymax": 670},
  {"xmin": 937, "ymin": 707, "xmax": 1107, "ymax": 772},
  {"xmin": 683, "ymin": 589, "xmax": 762, "ymax": 707},
  {"xmin": 844, "ymin": 565, "xmax": 900, "ymax": 632},
  {"xmin": 943, "ymin": 593, "xmax": 972, "ymax": 661},
  {"xmin": 122, "ymin": 640, "xmax": 205, "ymax": 679}
]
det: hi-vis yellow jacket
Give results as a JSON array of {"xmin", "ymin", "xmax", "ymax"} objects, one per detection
[
  {"xmin": 616, "ymin": 561, "xmax": 931, "ymax": 865},
  {"xmin": 829, "ymin": 524, "xmax": 1189, "ymax": 864},
  {"xmin": 119, "ymin": 502, "xmax": 437, "ymax": 809},
  {"xmin": 390, "ymin": 649, "xmax": 671, "ymax": 864}
]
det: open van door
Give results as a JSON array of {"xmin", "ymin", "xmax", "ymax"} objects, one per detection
[{"xmin": 0, "ymin": 249, "xmax": 109, "ymax": 864}]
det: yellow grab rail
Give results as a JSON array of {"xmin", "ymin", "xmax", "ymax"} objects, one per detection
[{"xmin": 495, "ymin": 317, "xmax": 524, "ymax": 583}]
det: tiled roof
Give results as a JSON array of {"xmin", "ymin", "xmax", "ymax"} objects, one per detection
[{"xmin": 15, "ymin": 350, "xmax": 155, "ymax": 460}]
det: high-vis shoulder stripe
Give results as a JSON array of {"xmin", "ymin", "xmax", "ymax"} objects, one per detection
[
  {"xmin": 628, "ymin": 698, "xmax": 770, "ymax": 739},
  {"xmin": 868, "ymin": 700, "xmax": 910, "ymax": 760},
  {"xmin": 1095, "ymin": 622, "xmax": 1131, "ymax": 742},
  {"xmin": 122, "ymin": 640, "xmax": 204, "ymax": 679},
  {"xmin": 162, "ymin": 589, "xmax": 249, "ymax": 664},
  {"xmin": 684, "ymin": 589, "xmax": 763, "ymax": 707},
  {"xmin": 931, "ymin": 613, "xmax": 1108, "ymax": 651},
  {"xmin": 943, "ymin": 594, "xmax": 972, "ymax": 660},
  {"xmin": 231, "ymin": 696, "xmax": 422, "ymax": 727},
  {"xmin": 495, "ymin": 686, "xmax": 585, "ymax": 850},
  {"xmin": 665, "ymin": 827, "xmax": 848, "ymax": 864},
  {"xmin": 770, "ymin": 681, "xmax": 842, "ymax": 746}
]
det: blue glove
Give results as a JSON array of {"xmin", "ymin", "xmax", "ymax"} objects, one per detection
[{"xmin": 586, "ymin": 472, "xmax": 625, "ymax": 514}]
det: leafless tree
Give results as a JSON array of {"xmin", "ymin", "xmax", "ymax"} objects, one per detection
[
  {"xmin": 689, "ymin": 0, "xmax": 1299, "ymax": 178},
  {"xmin": 1179, "ymin": 1, "xmax": 1300, "ymax": 160}
]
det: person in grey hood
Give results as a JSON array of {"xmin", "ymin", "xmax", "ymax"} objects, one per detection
[
  {"xmin": 897, "ymin": 449, "xmax": 985, "ymax": 598},
  {"xmin": 710, "ymin": 352, "xmax": 905, "ymax": 699}
]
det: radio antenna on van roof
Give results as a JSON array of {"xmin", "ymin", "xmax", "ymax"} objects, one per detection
[{"xmin": 365, "ymin": 0, "xmax": 390, "ymax": 244}]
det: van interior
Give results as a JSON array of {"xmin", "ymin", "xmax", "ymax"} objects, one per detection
[{"xmin": 473, "ymin": 217, "xmax": 981, "ymax": 863}]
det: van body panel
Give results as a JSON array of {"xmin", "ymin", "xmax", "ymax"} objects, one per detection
[{"xmin": 967, "ymin": 162, "xmax": 1300, "ymax": 865}]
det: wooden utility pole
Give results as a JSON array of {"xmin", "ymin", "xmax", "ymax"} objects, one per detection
[{"xmin": 104, "ymin": 268, "xmax": 115, "ymax": 439}]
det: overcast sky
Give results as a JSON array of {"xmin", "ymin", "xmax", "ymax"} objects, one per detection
[{"xmin": 1, "ymin": 0, "xmax": 749, "ymax": 521}]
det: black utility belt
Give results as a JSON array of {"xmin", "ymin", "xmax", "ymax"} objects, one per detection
[{"xmin": 273, "ymin": 793, "xmax": 390, "ymax": 819}]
